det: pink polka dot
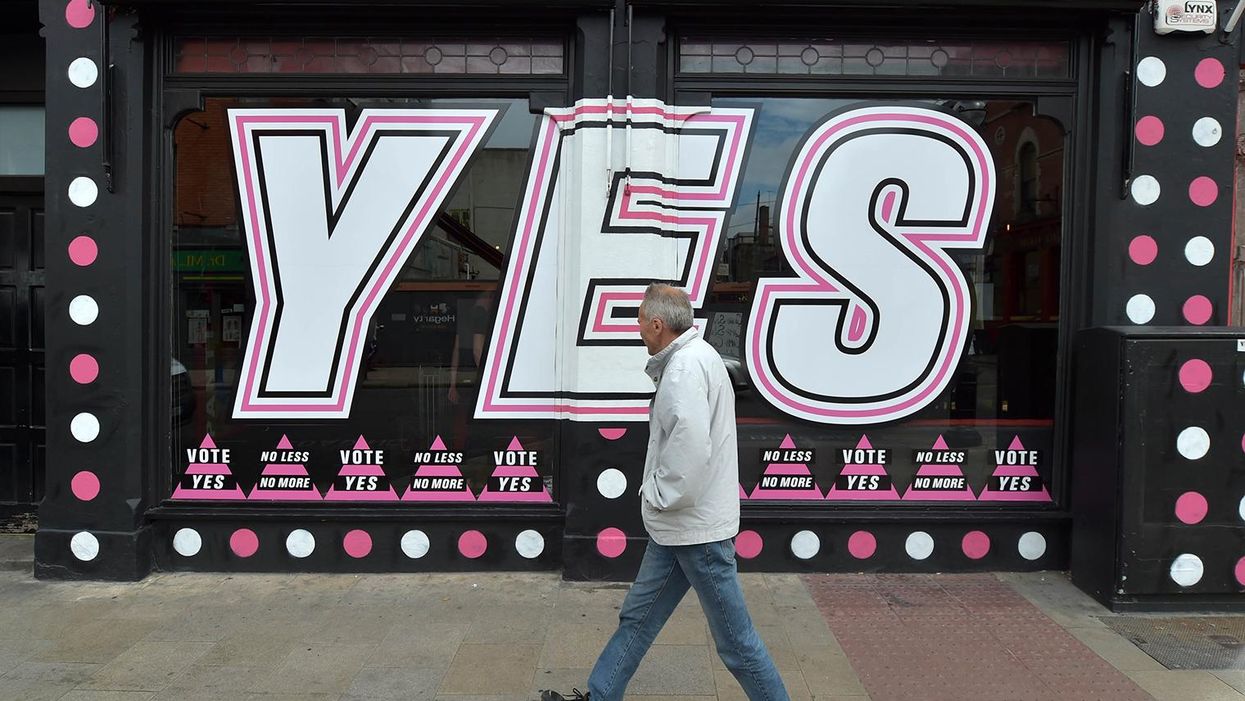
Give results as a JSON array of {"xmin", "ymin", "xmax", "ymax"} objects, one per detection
[
  {"xmin": 1236, "ymin": 557, "xmax": 1245, "ymax": 587},
  {"xmin": 1183, "ymin": 295, "xmax": 1213, "ymax": 325},
  {"xmin": 69, "ymin": 354, "xmax": 99, "ymax": 384},
  {"xmin": 68, "ymin": 117, "xmax": 98, "ymax": 148},
  {"xmin": 458, "ymin": 530, "xmax": 487, "ymax": 559},
  {"xmin": 1189, "ymin": 177, "xmax": 1218, "ymax": 207},
  {"xmin": 596, "ymin": 527, "xmax": 627, "ymax": 558},
  {"xmin": 65, "ymin": 0, "xmax": 95, "ymax": 28},
  {"xmin": 735, "ymin": 530, "xmax": 763, "ymax": 559},
  {"xmin": 1175, "ymin": 492, "xmax": 1208, "ymax": 525},
  {"xmin": 1135, "ymin": 116, "xmax": 1164, "ymax": 146},
  {"xmin": 961, "ymin": 531, "xmax": 990, "ymax": 560},
  {"xmin": 1178, "ymin": 359, "xmax": 1212, "ymax": 393},
  {"xmin": 847, "ymin": 530, "xmax": 876, "ymax": 559},
  {"xmin": 1128, "ymin": 235, "xmax": 1158, "ymax": 265},
  {"xmin": 68, "ymin": 235, "xmax": 98, "ymax": 266},
  {"xmin": 1195, "ymin": 58, "xmax": 1225, "ymax": 89},
  {"xmin": 70, "ymin": 471, "xmax": 100, "ymax": 501},
  {"xmin": 343, "ymin": 529, "xmax": 372, "ymax": 558},
  {"xmin": 230, "ymin": 529, "xmax": 259, "ymax": 558},
  {"xmin": 598, "ymin": 428, "xmax": 627, "ymax": 441}
]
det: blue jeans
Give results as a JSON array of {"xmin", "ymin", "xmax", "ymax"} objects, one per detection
[{"xmin": 588, "ymin": 538, "xmax": 789, "ymax": 701}]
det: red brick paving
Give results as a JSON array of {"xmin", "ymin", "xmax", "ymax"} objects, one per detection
[{"xmin": 801, "ymin": 573, "xmax": 1154, "ymax": 701}]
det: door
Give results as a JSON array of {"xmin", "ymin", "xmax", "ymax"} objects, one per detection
[{"xmin": 0, "ymin": 186, "xmax": 45, "ymax": 531}]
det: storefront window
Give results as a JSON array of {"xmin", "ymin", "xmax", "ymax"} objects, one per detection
[
  {"xmin": 170, "ymin": 96, "xmax": 556, "ymax": 504},
  {"xmin": 701, "ymin": 97, "xmax": 1065, "ymax": 504}
]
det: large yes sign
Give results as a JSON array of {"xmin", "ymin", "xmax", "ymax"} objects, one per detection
[
  {"xmin": 229, "ymin": 109, "xmax": 496, "ymax": 419},
  {"xmin": 747, "ymin": 106, "xmax": 996, "ymax": 424}
]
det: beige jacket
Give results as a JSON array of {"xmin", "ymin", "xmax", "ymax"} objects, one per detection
[{"xmin": 639, "ymin": 328, "xmax": 741, "ymax": 546}]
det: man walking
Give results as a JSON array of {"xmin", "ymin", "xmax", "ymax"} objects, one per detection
[{"xmin": 544, "ymin": 283, "xmax": 788, "ymax": 701}]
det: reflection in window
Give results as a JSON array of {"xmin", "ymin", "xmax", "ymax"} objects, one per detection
[
  {"xmin": 703, "ymin": 97, "xmax": 1065, "ymax": 503},
  {"xmin": 170, "ymin": 97, "xmax": 553, "ymax": 501}
]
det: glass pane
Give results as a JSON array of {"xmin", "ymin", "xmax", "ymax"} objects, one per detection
[
  {"xmin": 710, "ymin": 96, "xmax": 1065, "ymax": 505},
  {"xmin": 170, "ymin": 97, "xmax": 555, "ymax": 504},
  {"xmin": 0, "ymin": 106, "xmax": 45, "ymax": 175}
]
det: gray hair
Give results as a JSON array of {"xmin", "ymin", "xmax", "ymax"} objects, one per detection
[{"xmin": 640, "ymin": 283, "xmax": 694, "ymax": 333}]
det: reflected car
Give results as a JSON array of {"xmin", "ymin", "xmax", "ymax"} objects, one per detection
[
  {"xmin": 721, "ymin": 354, "xmax": 750, "ymax": 392},
  {"xmin": 172, "ymin": 358, "xmax": 196, "ymax": 426}
]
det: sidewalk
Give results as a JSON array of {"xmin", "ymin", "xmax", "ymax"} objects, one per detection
[{"xmin": 0, "ymin": 543, "xmax": 1242, "ymax": 700}]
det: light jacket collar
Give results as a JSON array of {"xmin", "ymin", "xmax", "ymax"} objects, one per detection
[{"xmin": 645, "ymin": 327, "xmax": 700, "ymax": 383}]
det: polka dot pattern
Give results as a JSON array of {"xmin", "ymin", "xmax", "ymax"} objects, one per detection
[
  {"xmin": 1128, "ymin": 235, "xmax": 1157, "ymax": 265},
  {"xmin": 68, "ymin": 235, "xmax": 97, "ymax": 266},
  {"xmin": 458, "ymin": 530, "xmax": 488, "ymax": 559},
  {"xmin": 1182, "ymin": 295, "xmax": 1212, "ymax": 325},
  {"xmin": 1170, "ymin": 553, "xmax": 1203, "ymax": 587},
  {"xmin": 596, "ymin": 468, "xmax": 627, "ymax": 499},
  {"xmin": 69, "ymin": 295, "xmax": 98, "ymax": 325},
  {"xmin": 1137, "ymin": 56, "xmax": 1166, "ymax": 87},
  {"xmin": 343, "ymin": 529, "xmax": 372, "ymax": 558},
  {"xmin": 67, "ymin": 57, "xmax": 98, "ymax": 88},
  {"xmin": 401, "ymin": 530, "xmax": 430, "ymax": 559},
  {"xmin": 1192, "ymin": 117, "xmax": 1222, "ymax": 147},
  {"xmin": 68, "ymin": 176, "xmax": 98, "ymax": 207},
  {"xmin": 1194, "ymin": 58, "xmax": 1225, "ymax": 89},
  {"xmin": 1018, "ymin": 532, "xmax": 1046, "ymax": 561},
  {"xmin": 70, "ymin": 354, "xmax": 99, "ymax": 384},
  {"xmin": 231, "ymin": 529, "xmax": 259, "ymax": 557},
  {"xmin": 905, "ymin": 531, "xmax": 934, "ymax": 560},
  {"xmin": 68, "ymin": 117, "xmax": 98, "ymax": 148},
  {"xmin": 1235, "ymin": 558, "xmax": 1245, "ymax": 587},
  {"xmin": 1178, "ymin": 359, "xmax": 1212, "ymax": 393},
  {"xmin": 1176, "ymin": 426, "xmax": 1210, "ymax": 461},
  {"xmin": 791, "ymin": 530, "xmax": 820, "ymax": 560},
  {"xmin": 848, "ymin": 530, "xmax": 876, "ymax": 559},
  {"xmin": 286, "ymin": 529, "xmax": 315, "ymax": 558},
  {"xmin": 1184, "ymin": 236, "xmax": 1214, "ymax": 266},
  {"xmin": 1175, "ymin": 492, "xmax": 1208, "ymax": 525},
  {"xmin": 961, "ymin": 531, "xmax": 990, "ymax": 560},
  {"xmin": 1130, "ymin": 175, "xmax": 1160, "ymax": 205},
  {"xmin": 70, "ymin": 412, "xmax": 99, "ymax": 443},
  {"xmin": 1188, "ymin": 177, "xmax": 1218, "ymax": 207},
  {"xmin": 65, "ymin": 0, "xmax": 96, "ymax": 29},
  {"xmin": 1134, "ymin": 116, "xmax": 1164, "ymax": 146},
  {"xmin": 1126, "ymin": 294, "xmax": 1155, "ymax": 324},
  {"xmin": 173, "ymin": 528, "xmax": 202, "ymax": 557},
  {"xmin": 596, "ymin": 527, "xmax": 626, "ymax": 559},
  {"xmin": 71, "ymin": 471, "xmax": 100, "ymax": 501},
  {"xmin": 735, "ymin": 530, "xmax": 763, "ymax": 559},
  {"xmin": 70, "ymin": 532, "xmax": 99, "ymax": 562},
  {"xmin": 515, "ymin": 529, "xmax": 545, "ymax": 559}
]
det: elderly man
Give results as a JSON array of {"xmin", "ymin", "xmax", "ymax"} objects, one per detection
[{"xmin": 543, "ymin": 283, "xmax": 788, "ymax": 701}]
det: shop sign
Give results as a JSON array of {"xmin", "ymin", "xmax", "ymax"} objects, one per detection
[
  {"xmin": 225, "ymin": 99, "xmax": 995, "ymax": 426},
  {"xmin": 173, "ymin": 249, "xmax": 246, "ymax": 272},
  {"xmin": 1155, "ymin": 0, "xmax": 1217, "ymax": 34}
]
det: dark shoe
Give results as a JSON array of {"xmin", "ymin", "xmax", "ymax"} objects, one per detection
[{"xmin": 540, "ymin": 689, "xmax": 588, "ymax": 701}]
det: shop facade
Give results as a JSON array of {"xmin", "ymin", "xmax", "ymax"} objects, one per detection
[{"xmin": 25, "ymin": 0, "xmax": 1244, "ymax": 603}]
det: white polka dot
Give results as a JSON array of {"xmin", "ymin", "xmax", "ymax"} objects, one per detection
[
  {"xmin": 67, "ymin": 57, "xmax": 98, "ymax": 88},
  {"xmin": 790, "ymin": 530, "xmax": 820, "ymax": 560},
  {"xmin": 68, "ymin": 176, "xmax": 98, "ymax": 207},
  {"xmin": 515, "ymin": 529, "xmax": 545, "ymax": 559},
  {"xmin": 1177, "ymin": 426, "xmax": 1210, "ymax": 460},
  {"xmin": 69, "ymin": 295, "xmax": 98, "ymax": 325},
  {"xmin": 1238, "ymin": 496, "xmax": 1245, "ymax": 522},
  {"xmin": 1018, "ymin": 531, "xmax": 1047, "ymax": 561},
  {"xmin": 1192, "ymin": 117, "xmax": 1222, "ymax": 147},
  {"xmin": 286, "ymin": 529, "xmax": 315, "ymax": 558},
  {"xmin": 1126, "ymin": 294, "xmax": 1155, "ymax": 324},
  {"xmin": 905, "ymin": 531, "xmax": 934, "ymax": 560},
  {"xmin": 173, "ymin": 528, "xmax": 202, "ymax": 557},
  {"xmin": 71, "ymin": 531, "xmax": 99, "ymax": 561},
  {"xmin": 596, "ymin": 468, "xmax": 627, "ymax": 499},
  {"xmin": 400, "ymin": 529, "xmax": 430, "ymax": 559},
  {"xmin": 1170, "ymin": 553, "xmax": 1204, "ymax": 587},
  {"xmin": 1137, "ymin": 56, "xmax": 1166, "ymax": 87},
  {"xmin": 1130, "ymin": 175, "xmax": 1160, "ymax": 205},
  {"xmin": 70, "ymin": 412, "xmax": 100, "ymax": 443},
  {"xmin": 1184, "ymin": 236, "xmax": 1214, "ymax": 266}
]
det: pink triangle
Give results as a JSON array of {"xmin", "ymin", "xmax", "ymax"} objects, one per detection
[
  {"xmin": 200, "ymin": 434, "xmax": 217, "ymax": 449},
  {"xmin": 430, "ymin": 435, "xmax": 447, "ymax": 451},
  {"xmin": 507, "ymin": 436, "xmax": 524, "ymax": 451},
  {"xmin": 1008, "ymin": 436, "xmax": 1025, "ymax": 450},
  {"xmin": 353, "ymin": 435, "xmax": 370, "ymax": 450},
  {"xmin": 779, "ymin": 434, "xmax": 796, "ymax": 449},
  {"xmin": 932, "ymin": 435, "xmax": 949, "ymax": 450},
  {"xmin": 856, "ymin": 435, "xmax": 873, "ymax": 450},
  {"xmin": 277, "ymin": 435, "xmax": 293, "ymax": 450}
]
